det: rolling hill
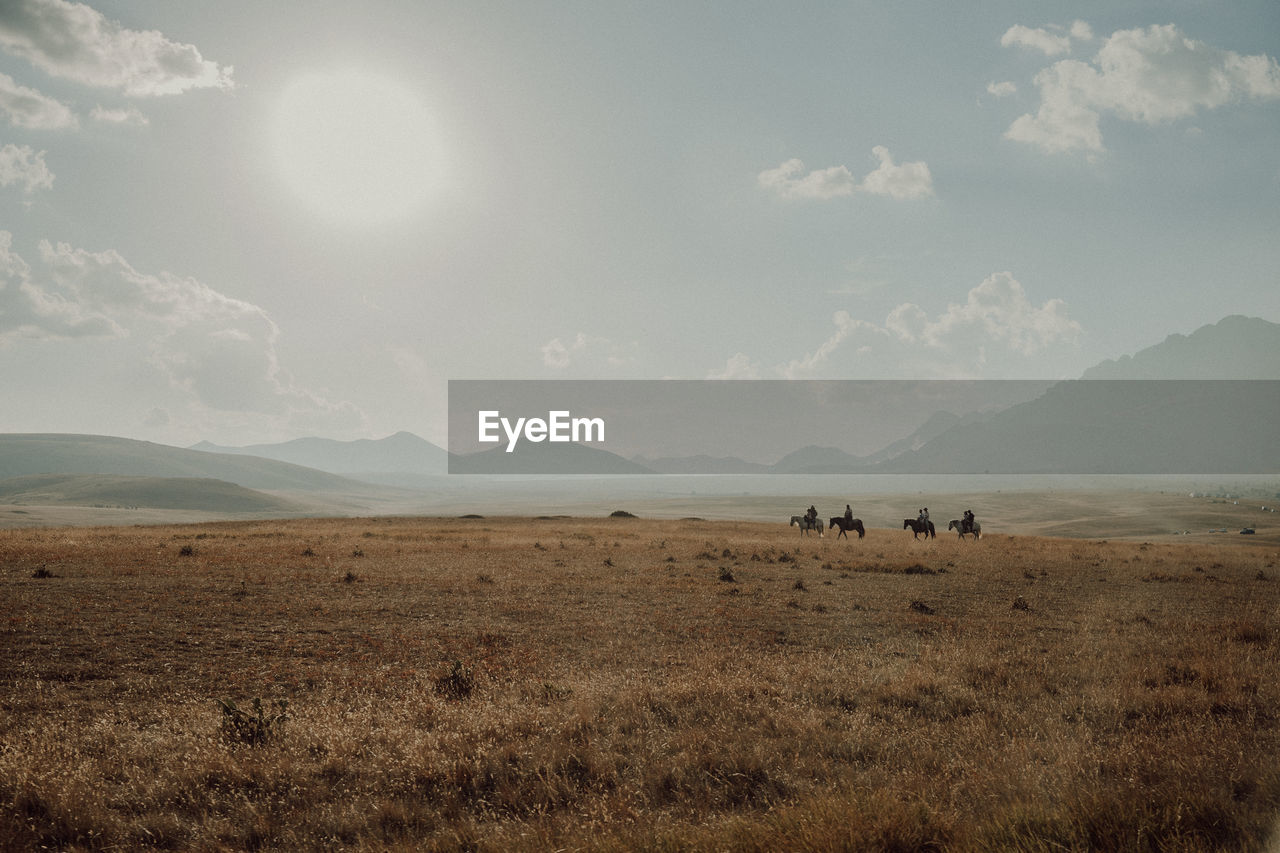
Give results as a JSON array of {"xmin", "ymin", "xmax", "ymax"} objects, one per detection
[
  {"xmin": 0, "ymin": 473, "xmax": 299, "ymax": 513},
  {"xmin": 0, "ymin": 434, "xmax": 374, "ymax": 492},
  {"xmin": 450, "ymin": 441, "xmax": 655, "ymax": 474}
]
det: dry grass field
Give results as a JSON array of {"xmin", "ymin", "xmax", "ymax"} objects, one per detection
[{"xmin": 2, "ymin": 512, "xmax": 1278, "ymax": 851}]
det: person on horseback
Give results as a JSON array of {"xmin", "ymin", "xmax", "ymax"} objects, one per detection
[
  {"xmin": 844, "ymin": 504, "xmax": 854, "ymax": 524},
  {"xmin": 806, "ymin": 505, "xmax": 818, "ymax": 524},
  {"xmin": 963, "ymin": 508, "xmax": 975, "ymax": 534},
  {"xmin": 918, "ymin": 507, "xmax": 930, "ymax": 526}
]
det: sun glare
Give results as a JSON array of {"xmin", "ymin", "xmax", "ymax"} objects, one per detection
[{"xmin": 271, "ymin": 70, "xmax": 445, "ymax": 226}]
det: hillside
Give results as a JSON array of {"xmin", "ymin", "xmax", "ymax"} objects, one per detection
[
  {"xmin": 869, "ymin": 316, "xmax": 1280, "ymax": 475},
  {"xmin": 0, "ymin": 474, "xmax": 298, "ymax": 513},
  {"xmin": 631, "ymin": 454, "xmax": 771, "ymax": 475},
  {"xmin": 769, "ymin": 444, "xmax": 865, "ymax": 474},
  {"xmin": 1083, "ymin": 315, "xmax": 1280, "ymax": 379},
  {"xmin": 450, "ymin": 441, "xmax": 655, "ymax": 474},
  {"xmin": 192, "ymin": 431, "xmax": 448, "ymax": 475},
  {"xmin": 0, "ymin": 434, "xmax": 373, "ymax": 492},
  {"xmin": 876, "ymin": 379, "xmax": 1279, "ymax": 474}
]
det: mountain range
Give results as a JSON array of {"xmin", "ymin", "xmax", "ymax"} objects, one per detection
[
  {"xmin": 627, "ymin": 315, "xmax": 1280, "ymax": 475},
  {"xmin": 193, "ymin": 430, "xmax": 449, "ymax": 476},
  {"xmin": 1, "ymin": 315, "xmax": 1276, "ymax": 510},
  {"xmin": 1082, "ymin": 315, "xmax": 1280, "ymax": 379}
]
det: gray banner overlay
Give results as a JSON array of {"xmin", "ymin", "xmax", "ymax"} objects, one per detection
[{"xmin": 447, "ymin": 380, "xmax": 1279, "ymax": 475}]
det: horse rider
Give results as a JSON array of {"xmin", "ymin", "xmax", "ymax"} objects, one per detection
[
  {"xmin": 806, "ymin": 505, "xmax": 818, "ymax": 525},
  {"xmin": 918, "ymin": 507, "xmax": 930, "ymax": 527},
  {"xmin": 963, "ymin": 508, "xmax": 976, "ymax": 533},
  {"xmin": 844, "ymin": 504, "xmax": 854, "ymax": 525}
]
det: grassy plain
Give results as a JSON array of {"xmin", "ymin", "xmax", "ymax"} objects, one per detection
[{"xmin": 2, "ymin": 510, "xmax": 1278, "ymax": 851}]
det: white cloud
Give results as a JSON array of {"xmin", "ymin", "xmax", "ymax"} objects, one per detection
[
  {"xmin": 0, "ymin": 143, "xmax": 54, "ymax": 194},
  {"xmin": 0, "ymin": 230, "xmax": 113, "ymax": 337},
  {"xmin": 1005, "ymin": 60, "xmax": 1104, "ymax": 154},
  {"xmin": 779, "ymin": 310, "xmax": 870, "ymax": 378},
  {"xmin": 1070, "ymin": 21, "xmax": 1093, "ymax": 42},
  {"xmin": 0, "ymin": 0, "xmax": 233, "ymax": 96},
  {"xmin": 90, "ymin": 104, "xmax": 148, "ymax": 125},
  {"xmin": 884, "ymin": 302, "xmax": 928, "ymax": 343},
  {"xmin": 757, "ymin": 158, "xmax": 857, "ymax": 199},
  {"xmin": 860, "ymin": 146, "xmax": 934, "ymax": 199},
  {"xmin": 542, "ymin": 332, "xmax": 589, "ymax": 368},
  {"xmin": 1004, "ymin": 23, "xmax": 1280, "ymax": 154},
  {"xmin": 707, "ymin": 352, "xmax": 761, "ymax": 379},
  {"xmin": 1001, "ymin": 24, "xmax": 1072, "ymax": 57},
  {"xmin": 901, "ymin": 271, "xmax": 1082, "ymax": 355},
  {"xmin": 759, "ymin": 147, "xmax": 934, "ymax": 201},
  {"xmin": 0, "ymin": 71, "xmax": 77, "ymax": 128},
  {"xmin": 1, "ymin": 232, "xmax": 359, "ymax": 425},
  {"xmin": 987, "ymin": 80, "xmax": 1017, "ymax": 97},
  {"xmin": 734, "ymin": 273, "xmax": 1082, "ymax": 380},
  {"xmin": 540, "ymin": 331, "xmax": 636, "ymax": 370}
]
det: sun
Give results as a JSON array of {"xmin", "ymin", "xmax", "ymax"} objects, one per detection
[{"xmin": 270, "ymin": 69, "xmax": 446, "ymax": 226}]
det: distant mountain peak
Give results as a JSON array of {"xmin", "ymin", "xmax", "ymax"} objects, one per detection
[{"xmin": 1082, "ymin": 315, "xmax": 1280, "ymax": 379}]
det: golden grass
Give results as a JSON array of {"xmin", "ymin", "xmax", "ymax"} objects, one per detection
[{"xmin": 2, "ymin": 515, "xmax": 1278, "ymax": 851}]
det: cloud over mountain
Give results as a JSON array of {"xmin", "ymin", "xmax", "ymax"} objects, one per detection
[
  {"xmin": 1, "ymin": 232, "xmax": 360, "ymax": 428},
  {"xmin": 772, "ymin": 272, "xmax": 1081, "ymax": 379}
]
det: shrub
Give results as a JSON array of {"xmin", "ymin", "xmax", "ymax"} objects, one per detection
[
  {"xmin": 435, "ymin": 660, "xmax": 476, "ymax": 699},
  {"xmin": 217, "ymin": 697, "xmax": 288, "ymax": 746},
  {"xmin": 610, "ymin": 510, "xmax": 637, "ymax": 518}
]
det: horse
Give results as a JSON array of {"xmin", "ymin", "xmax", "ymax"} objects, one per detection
[
  {"xmin": 828, "ymin": 516, "xmax": 865, "ymax": 539},
  {"xmin": 790, "ymin": 515, "xmax": 823, "ymax": 536},
  {"xmin": 947, "ymin": 519, "xmax": 981, "ymax": 540},
  {"xmin": 903, "ymin": 518, "xmax": 935, "ymax": 539}
]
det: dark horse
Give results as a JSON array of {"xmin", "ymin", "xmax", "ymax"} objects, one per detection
[
  {"xmin": 829, "ymin": 516, "xmax": 865, "ymax": 539},
  {"xmin": 948, "ymin": 518, "xmax": 981, "ymax": 540},
  {"xmin": 903, "ymin": 518, "xmax": 935, "ymax": 539},
  {"xmin": 790, "ymin": 515, "xmax": 823, "ymax": 536}
]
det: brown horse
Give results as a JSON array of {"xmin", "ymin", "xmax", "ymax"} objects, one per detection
[
  {"xmin": 903, "ymin": 518, "xmax": 935, "ymax": 539},
  {"xmin": 829, "ymin": 517, "xmax": 866, "ymax": 539}
]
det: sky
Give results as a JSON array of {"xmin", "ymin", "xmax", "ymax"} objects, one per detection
[{"xmin": 0, "ymin": 0, "xmax": 1277, "ymax": 448}]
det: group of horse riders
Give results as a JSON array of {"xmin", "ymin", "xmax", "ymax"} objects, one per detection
[{"xmin": 801, "ymin": 504, "xmax": 979, "ymax": 535}]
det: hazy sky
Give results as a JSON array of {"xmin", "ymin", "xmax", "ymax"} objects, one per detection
[{"xmin": 1, "ymin": 1, "xmax": 1277, "ymax": 447}]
